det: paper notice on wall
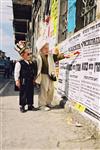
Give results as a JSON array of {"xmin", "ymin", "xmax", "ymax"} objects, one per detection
[
  {"xmin": 57, "ymin": 21, "xmax": 100, "ymax": 119},
  {"xmin": 67, "ymin": 31, "xmax": 82, "ymax": 102},
  {"xmin": 51, "ymin": 0, "xmax": 58, "ymax": 36},
  {"xmin": 80, "ymin": 21, "xmax": 100, "ymax": 116}
]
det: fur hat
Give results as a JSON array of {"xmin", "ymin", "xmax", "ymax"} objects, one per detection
[
  {"xmin": 15, "ymin": 41, "xmax": 31, "ymax": 54},
  {"xmin": 36, "ymin": 36, "xmax": 49, "ymax": 51}
]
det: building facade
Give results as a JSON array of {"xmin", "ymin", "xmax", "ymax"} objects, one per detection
[
  {"xmin": 12, "ymin": 0, "xmax": 100, "ymax": 49},
  {"xmin": 30, "ymin": 0, "xmax": 100, "ymax": 121},
  {"xmin": 12, "ymin": 0, "xmax": 100, "ymax": 121},
  {"xmin": 28, "ymin": 0, "xmax": 100, "ymax": 51}
]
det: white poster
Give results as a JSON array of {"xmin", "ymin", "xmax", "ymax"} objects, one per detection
[
  {"xmin": 57, "ymin": 39, "xmax": 69, "ymax": 97},
  {"xmin": 67, "ymin": 31, "xmax": 82, "ymax": 102},
  {"xmin": 80, "ymin": 21, "xmax": 100, "ymax": 116},
  {"xmin": 57, "ymin": 21, "xmax": 100, "ymax": 119}
]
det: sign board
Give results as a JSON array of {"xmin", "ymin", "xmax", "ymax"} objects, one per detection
[{"xmin": 57, "ymin": 21, "xmax": 100, "ymax": 120}]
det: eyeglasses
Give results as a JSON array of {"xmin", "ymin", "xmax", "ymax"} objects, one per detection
[{"xmin": 27, "ymin": 52, "xmax": 32, "ymax": 56}]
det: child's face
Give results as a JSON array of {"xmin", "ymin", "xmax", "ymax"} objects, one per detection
[
  {"xmin": 40, "ymin": 43, "xmax": 49, "ymax": 55},
  {"xmin": 21, "ymin": 49, "xmax": 32, "ymax": 60}
]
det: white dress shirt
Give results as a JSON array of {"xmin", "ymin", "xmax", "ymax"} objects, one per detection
[{"xmin": 14, "ymin": 60, "xmax": 29, "ymax": 81}]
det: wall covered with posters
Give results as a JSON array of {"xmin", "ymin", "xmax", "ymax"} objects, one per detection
[{"xmin": 57, "ymin": 20, "xmax": 100, "ymax": 120}]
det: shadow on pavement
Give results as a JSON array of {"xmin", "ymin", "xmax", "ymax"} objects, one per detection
[{"xmin": 50, "ymin": 105, "xmax": 63, "ymax": 110}]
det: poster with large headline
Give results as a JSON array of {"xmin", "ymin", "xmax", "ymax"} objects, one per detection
[
  {"xmin": 80, "ymin": 21, "xmax": 100, "ymax": 118},
  {"xmin": 57, "ymin": 20, "xmax": 100, "ymax": 119}
]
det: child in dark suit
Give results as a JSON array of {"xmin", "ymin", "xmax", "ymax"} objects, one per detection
[{"xmin": 14, "ymin": 41, "xmax": 39, "ymax": 113}]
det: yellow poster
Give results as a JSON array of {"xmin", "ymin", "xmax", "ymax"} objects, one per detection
[
  {"xmin": 75, "ymin": 102, "xmax": 86, "ymax": 112},
  {"xmin": 51, "ymin": 0, "xmax": 58, "ymax": 36}
]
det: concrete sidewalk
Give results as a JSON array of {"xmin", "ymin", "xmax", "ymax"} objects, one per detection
[{"xmin": 0, "ymin": 80, "xmax": 100, "ymax": 150}]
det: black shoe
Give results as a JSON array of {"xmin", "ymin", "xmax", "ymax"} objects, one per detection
[
  {"xmin": 28, "ymin": 106, "xmax": 40, "ymax": 111},
  {"xmin": 20, "ymin": 106, "xmax": 26, "ymax": 113},
  {"xmin": 34, "ymin": 107, "xmax": 40, "ymax": 111}
]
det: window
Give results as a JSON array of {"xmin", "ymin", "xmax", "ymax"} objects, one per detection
[{"xmin": 76, "ymin": 0, "xmax": 97, "ymax": 31}]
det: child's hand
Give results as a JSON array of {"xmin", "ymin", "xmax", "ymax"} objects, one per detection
[
  {"xmin": 16, "ymin": 80, "xmax": 20, "ymax": 88},
  {"xmin": 64, "ymin": 54, "xmax": 70, "ymax": 58}
]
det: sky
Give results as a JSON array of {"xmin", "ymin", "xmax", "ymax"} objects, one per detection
[{"xmin": 0, "ymin": 0, "xmax": 20, "ymax": 60}]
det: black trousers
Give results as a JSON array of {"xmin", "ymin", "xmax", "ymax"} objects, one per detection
[{"xmin": 19, "ymin": 79, "xmax": 34, "ymax": 106}]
